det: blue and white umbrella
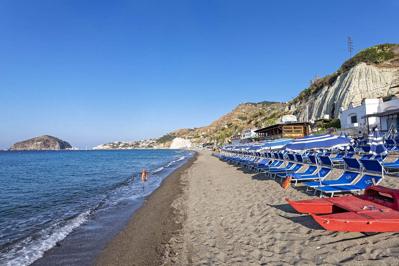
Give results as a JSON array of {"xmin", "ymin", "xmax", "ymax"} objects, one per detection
[
  {"xmin": 257, "ymin": 139, "xmax": 292, "ymax": 151},
  {"xmin": 284, "ymin": 134, "xmax": 351, "ymax": 152},
  {"xmin": 369, "ymin": 130, "xmax": 387, "ymax": 156}
]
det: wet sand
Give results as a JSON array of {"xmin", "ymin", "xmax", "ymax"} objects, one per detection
[
  {"xmin": 95, "ymin": 153, "xmax": 197, "ymax": 266},
  {"xmin": 97, "ymin": 151, "xmax": 399, "ymax": 265}
]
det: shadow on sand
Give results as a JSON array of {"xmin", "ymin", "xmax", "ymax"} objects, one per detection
[
  {"xmin": 268, "ymin": 203, "xmax": 298, "ymax": 214},
  {"xmin": 267, "ymin": 203, "xmax": 323, "ymax": 230},
  {"xmin": 251, "ymin": 172, "xmax": 270, "ymax": 180},
  {"xmin": 279, "ymin": 213, "xmax": 324, "ymax": 230}
]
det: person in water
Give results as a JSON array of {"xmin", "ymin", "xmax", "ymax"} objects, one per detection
[
  {"xmin": 140, "ymin": 169, "xmax": 149, "ymax": 193},
  {"xmin": 141, "ymin": 168, "xmax": 149, "ymax": 182}
]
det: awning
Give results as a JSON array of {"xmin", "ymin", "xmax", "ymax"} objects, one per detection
[{"xmin": 363, "ymin": 108, "xmax": 399, "ymax": 118}]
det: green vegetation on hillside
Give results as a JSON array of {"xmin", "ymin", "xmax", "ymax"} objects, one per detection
[
  {"xmin": 340, "ymin": 43, "xmax": 397, "ymax": 72},
  {"xmin": 158, "ymin": 101, "xmax": 286, "ymax": 145},
  {"xmin": 315, "ymin": 118, "xmax": 341, "ymax": 130},
  {"xmin": 292, "ymin": 44, "xmax": 399, "ymax": 104},
  {"xmin": 157, "ymin": 133, "xmax": 175, "ymax": 144}
]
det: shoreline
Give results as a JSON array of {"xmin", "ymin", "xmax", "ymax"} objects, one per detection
[
  {"xmin": 27, "ymin": 150, "xmax": 195, "ymax": 266},
  {"xmin": 95, "ymin": 152, "xmax": 197, "ymax": 266}
]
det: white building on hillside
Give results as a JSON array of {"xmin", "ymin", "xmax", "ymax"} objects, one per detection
[
  {"xmin": 240, "ymin": 128, "xmax": 258, "ymax": 141},
  {"xmin": 340, "ymin": 96, "xmax": 399, "ymax": 135},
  {"xmin": 280, "ymin": 115, "xmax": 297, "ymax": 123}
]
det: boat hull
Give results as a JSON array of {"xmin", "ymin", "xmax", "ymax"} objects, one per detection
[
  {"xmin": 312, "ymin": 213, "xmax": 399, "ymax": 232},
  {"xmin": 286, "ymin": 186, "xmax": 399, "ymax": 232},
  {"xmin": 286, "ymin": 198, "xmax": 333, "ymax": 214}
]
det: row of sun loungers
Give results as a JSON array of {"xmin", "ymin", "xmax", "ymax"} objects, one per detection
[{"xmin": 215, "ymin": 151, "xmax": 389, "ymax": 197}]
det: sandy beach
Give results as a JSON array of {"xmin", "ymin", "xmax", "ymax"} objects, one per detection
[
  {"xmin": 97, "ymin": 151, "xmax": 399, "ymax": 265},
  {"xmin": 94, "ymin": 154, "xmax": 197, "ymax": 266}
]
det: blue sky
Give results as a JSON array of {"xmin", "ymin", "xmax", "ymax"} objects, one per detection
[{"xmin": 0, "ymin": 0, "xmax": 398, "ymax": 148}]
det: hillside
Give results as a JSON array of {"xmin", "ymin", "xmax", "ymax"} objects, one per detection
[
  {"xmin": 158, "ymin": 101, "xmax": 287, "ymax": 146},
  {"xmin": 288, "ymin": 44, "xmax": 399, "ymax": 121},
  {"xmin": 10, "ymin": 135, "xmax": 72, "ymax": 150},
  {"xmin": 158, "ymin": 43, "xmax": 399, "ymax": 146}
]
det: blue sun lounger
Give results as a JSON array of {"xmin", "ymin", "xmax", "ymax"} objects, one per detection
[
  {"xmin": 245, "ymin": 156, "xmax": 264, "ymax": 169},
  {"xmin": 257, "ymin": 153, "xmax": 283, "ymax": 172},
  {"xmin": 360, "ymin": 154, "xmax": 373, "ymax": 160},
  {"xmin": 330, "ymin": 152, "xmax": 346, "ymax": 166},
  {"xmin": 314, "ymin": 159, "xmax": 384, "ymax": 197},
  {"xmin": 361, "ymin": 145, "xmax": 371, "ymax": 153},
  {"xmin": 254, "ymin": 159, "xmax": 273, "ymax": 172},
  {"xmin": 267, "ymin": 161, "xmax": 296, "ymax": 177},
  {"xmin": 291, "ymin": 155, "xmax": 332, "ymax": 186},
  {"xmin": 304, "ymin": 157, "xmax": 361, "ymax": 190},
  {"xmin": 385, "ymin": 139, "xmax": 398, "ymax": 151},
  {"xmin": 249, "ymin": 157, "xmax": 270, "ymax": 171},
  {"xmin": 373, "ymin": 154, "xmax": 387, "ymax": 162},
  {"xmin": 275, "ymin": 154, "xmax": 304, "ymax": 181},
  {"xmin": 264, "ymin": 153, "xmax": 293, "ymax": 176},
  {"xmin": 287, "ymin": 154, "xmax": 317, "ymax": 178},
  {"xmin": 383, "ymin": 158, "xmax": 399, "ymax": 173}
]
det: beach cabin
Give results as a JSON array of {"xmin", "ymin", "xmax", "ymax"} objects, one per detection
[{"xmin": 255, "ymin": 122, "xmax": 310, "ymax": 140}]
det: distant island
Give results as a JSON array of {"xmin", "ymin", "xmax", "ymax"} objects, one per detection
[{"xmin": 9, "ymin": 135, "xmax": 72, "ymax": 151}]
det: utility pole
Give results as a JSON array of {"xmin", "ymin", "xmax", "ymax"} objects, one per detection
[{"xmin": 347, "ymin": 36, "xmax": 353, "ymax": 58}]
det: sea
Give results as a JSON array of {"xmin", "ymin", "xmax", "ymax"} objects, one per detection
[{"xmin": 0, "ymin": 149, "xmax": 193, "ymax": 266}]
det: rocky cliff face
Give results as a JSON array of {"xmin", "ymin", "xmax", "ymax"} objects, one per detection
[
  {"xmin": 10, "ymin": 135, "xmax": 72, "ymax": 150},
  {"xmin": 289, "ymin": 63, "xmax": 399, "ymax": 121},
  {"xmin": 288, "ymin": 44, "xmax": 399, "ymax": 121}
]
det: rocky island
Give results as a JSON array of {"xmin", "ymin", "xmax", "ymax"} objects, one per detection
[{"xmin": 9, "ymin": 135, "xmax": 72, "ymax": 151}]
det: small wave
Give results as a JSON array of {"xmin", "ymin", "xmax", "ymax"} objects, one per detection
[
  {"xmin": 1, "ymin": 210, "xmax": 91, "ymax": 266},
  {"xmin": 151, "ymin": 166, "xmax": 165, "ymax": 174},
  {"xmin": 176, "ymin": 156, "xmax": 186, "ymax": 162},
  {"xmin": 165, "ymin": 156, "xmax": 186, "ymax": 168}
]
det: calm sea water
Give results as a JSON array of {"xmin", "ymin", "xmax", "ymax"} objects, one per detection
[{"xmin": 0, "ymin": 149, "xmax": 192, "ymax": 266}]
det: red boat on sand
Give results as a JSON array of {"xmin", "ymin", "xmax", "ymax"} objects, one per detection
[{"xmin": 286, "ymin": 186, "xmax": 399, "ymax": 232}]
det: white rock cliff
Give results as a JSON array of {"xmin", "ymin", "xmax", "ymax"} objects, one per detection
[
  {"xmin": 170, "ymin": 138, "xmax": 192, "ymax": 149},
  {"xmin": 289, "ymin": 63, "xmax": 399, "ymax": 121}
]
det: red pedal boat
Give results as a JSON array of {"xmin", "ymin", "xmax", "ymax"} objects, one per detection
[{"xmin": 286, "ymin": 186, "xmax": 399, "ymax": 232}]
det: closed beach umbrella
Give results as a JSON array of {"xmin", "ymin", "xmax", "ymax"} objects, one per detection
[
  {"xmin": 339, "ymin": 133, "xmax": 355, "ymax": 152},
  {"xmin": 367, "ymin": 132, "xmax": 374, "ymax": 146},
  {"xmin": 284, "ymin": 134, "xmax": 351, "ymax": 152},
  {"xmin": 369, "ymin": 130, "xmax": 387, "ymax": 156}
]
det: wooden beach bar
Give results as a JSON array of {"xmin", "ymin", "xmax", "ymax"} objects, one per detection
[{"xmin": 255, "ymin": 122, "xmax": 310, "ymax": 140}]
